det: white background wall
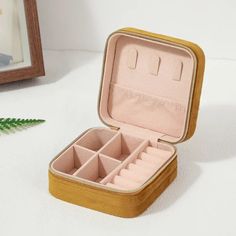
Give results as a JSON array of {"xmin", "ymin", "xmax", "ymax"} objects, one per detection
[{"xmin": 37, "ymin": 0, "xmax": 236, "ymax": 59}]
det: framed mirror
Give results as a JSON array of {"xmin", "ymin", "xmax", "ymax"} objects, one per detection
[{"xmin": 0, "ymin": 0, "xmax": 44, "ymax": 84}]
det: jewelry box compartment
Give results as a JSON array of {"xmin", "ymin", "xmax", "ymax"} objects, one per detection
[{"xmin": 51, "ymin": 128, "xmax": 175, "ymax": 191}]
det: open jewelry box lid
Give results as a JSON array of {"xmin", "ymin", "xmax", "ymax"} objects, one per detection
[{"xmin": 98, "ymin": 28, "xmax": 205, "ymax": 144}]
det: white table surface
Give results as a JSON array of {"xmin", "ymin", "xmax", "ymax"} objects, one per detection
[{"xmin": 0, "ymin": 50, "xmax": 235, "ymax": 236}]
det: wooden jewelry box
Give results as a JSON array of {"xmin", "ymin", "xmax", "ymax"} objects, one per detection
[{"xmin": 48, "ymin": 28, "xmax": 205, "ymax": 217}]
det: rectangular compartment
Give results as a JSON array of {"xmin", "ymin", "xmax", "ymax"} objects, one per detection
[
  {"xmin": 75, "ymin": 128, "xmax": 117, "ymax": 151},
  {"xmin": 52, "ymin": 146, "xmax": 95, "ymax": 175},
  {"xmin": 100, "ymin": 133, "xmax": 143, "ymax": 161},
  {"xmin": 75, "ymin": 154, "xmax": 120, "ymax": 183}
]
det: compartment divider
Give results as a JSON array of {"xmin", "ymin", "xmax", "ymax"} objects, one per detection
[
  {"xmin": 73, "ymin": 145, "xmax": 96, "ymax": 156},
  {"xmin": 74, "ymin": 153, "xmax": 121, "ymax": 183},
  {"xmin": 100, "ymin": 140, "xmax": 149, "ymax": 185},
  {"xmin": 72, "ymin": 130, "xmax": 120, "ymax": 178},
  {"xmin": 75, "ymin": 128, "xmax": 117, "ymax": 151},
  {"xmin": 52, "ymin": 145, "xmax": 97, "ymax": 176},
  {"xmin": 73, "ymin": 144, "xmax": 97, "ymax": 153},
  {"xmin": 73, "ymin": 152, "xmax": 98, "ymax": 177},
  {"xmin": 100, "ymin": 132, "xmax": 144, "ymax": 161},
  {"xmin": 98, "ymin": 153, "xmax": 121, "ymax": 164},
  {"xmin": 98, "ymin": 131, "xmax": 120, "ymax": 153}
]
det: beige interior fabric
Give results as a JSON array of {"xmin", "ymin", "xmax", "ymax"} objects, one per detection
[
  {"xmin": 51, "ymin": 128, "xmax": 175, "ymax": 191},
  {"xmin": 99, "ymin": 33, "xmax": 195, "ymax": 142}
]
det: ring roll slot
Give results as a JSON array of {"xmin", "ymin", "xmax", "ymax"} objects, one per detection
[
  {"xmin": 101, "ymin": 133, "xmax": 143, "ymax": 161},
  {"xmin": 138, "ymin": 152, "xmax": 165, "ymax": 168},
  {"xmin": 75, "ymin": 128, "xmax": 117, "ymax": 151},
  {"xmin": 145, "ymin": 146, "xmax": 171, "ymax": 159},
  {"xmin": 127, "ymin": 163, "xmax": 155, "ymax": 176},
  {"xmin": 119, "ymin": 169, "xmax": 147, "ymax": 183},
  {"xmin": 133, "ymin": 159, "xmax": 157, "ymax": 171},
  {"xmin": 112, "ymin": 176, "xmax": 140, "ymax": 189},
  {"xmin": 52, "ymin": 146, "xmax": 95, "ymax": 175},
  {"xmin": 75, "ymin": 154, "xmax": 120, "ymax": 183}
]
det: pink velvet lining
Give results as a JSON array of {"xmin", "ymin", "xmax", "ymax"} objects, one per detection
[
  {"xmin": 99, "ymin": 33, "xmax": 196, "ymax": 142},
  {"xmin": 51, "ymin": 128, "xmax": 175, "ymax": 191},
  {"xmin": 50, "ymin": 33, "xmax": 197, "ymax": 191}
]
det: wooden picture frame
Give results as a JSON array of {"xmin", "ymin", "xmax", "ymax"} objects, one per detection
[{"xmin": 0, "ymin": 0, "xmax": 44, "ymax": 84}]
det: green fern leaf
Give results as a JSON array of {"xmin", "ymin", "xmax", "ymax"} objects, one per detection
[{"xmin": 0, "ymin": 118, "xmax": 45, "ymax": 134}]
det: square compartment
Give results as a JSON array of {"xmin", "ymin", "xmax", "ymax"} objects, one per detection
[
  {"xmin": 75, "ymin": 154, "xmax": 120, "ymax": 183},
  {"xmin": 76, "ymin": 128, "xmax": 117, "ymax": 151},
  {"xmin": 101, "ymin": 133, "xmax": 143, "ymax": 161},
  {"xmin": 52, "ymin": 146, "xmax": 95, "ymax": 175}
]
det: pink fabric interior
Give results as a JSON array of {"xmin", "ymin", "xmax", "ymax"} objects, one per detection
[
  {"xmin": 52, "ymin": 146, "xmax": 95, "ymax": 175},
  {"xmin": 76, "ymin": 129, "xmax": 116, "ymax": 151},
  {"xmin": 100, "ymin": 133, "xmax": 143, "ymax": 161},
  {"xmin": 99, "ymin": 33, "xmax": 196, "ymax": 142},
  {"xmin": 51, "ymin": 128, "xmax": 175, "ymax": 191},
  {"xmin": 75, "ymin": 154, "xmax": 120, "ymax": 182}
]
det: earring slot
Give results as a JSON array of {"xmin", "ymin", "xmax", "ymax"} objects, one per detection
[
  {"xmin": 127, "ymin": 48, "xmax": 138, "ymax": 69},
  {"xmin": 149, "ymin": 55, "xmax": 161, "ymax": 76},
  {"xmin": 172, "ymin": 60, "xmax": 183, "ymax": 81}
]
